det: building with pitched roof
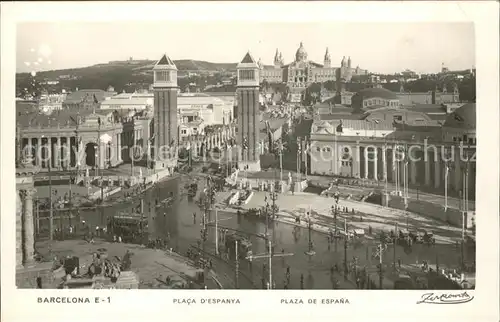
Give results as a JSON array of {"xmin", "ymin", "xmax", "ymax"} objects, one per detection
[{"xmin": 62, "ymin": 89, "xmax": 116, "ymax": 110}]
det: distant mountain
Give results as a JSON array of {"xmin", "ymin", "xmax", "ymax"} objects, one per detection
[
  {"xmin": 16, "ymin": 59, "xmax": 237, "ymax": 77},
  {"xmin": 15, "ymin": 59, "xmax": 237, "ymax": 96}
]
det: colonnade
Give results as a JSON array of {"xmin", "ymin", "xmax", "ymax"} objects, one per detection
[
  {"xmin": 21, "ymin": 132, "xmax": 123, "ymax": 170},
  {"xmin": 356, "ymin": 142, "xmax": 476, "ymax": 196},
  {"xmin": 181, "ymin": 125, "xmax": 236, "ymax": 157}
]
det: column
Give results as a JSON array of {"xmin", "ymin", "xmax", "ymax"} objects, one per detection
[
  {"xmin": 424, "ymin": 140, "xmax": 431, "ymax": 186},
  {"xmin": 354, "ymin": 143, "xmax": 361, "ymax": 178},
  {"xmin": 116, "ymin": 134, "xmax": 120, "ymax": 162},
  {"xmin": 55, "ymin": 137, "xmax": 61, "ymax": 169},
  {"xmin": 373, "ymin": 147, "xmax": 378, "ymax": 180},
  {"xmin": 100, "ymin": 141, "xmax": 105, "ymax": 169},
  {"xmin": 16, "ymin": 190, "xmax": 23, "ymax": 268},
  {"xmin": 454, "ymin": 146, "xmax": 461, "ymax": 191},
  {"xmin": 363, "ymin": 147, "xmax": 368, "ymax": 179},
  {"xmin": 118, "ymin": 134, "xmax": 122, "ymax": 162},
  {"xmin": 47, "ymin": 138, "xmax": 53, "ymax": 169},
  {"xmin": 192, "ymin": 142, "xmax": 198, "ymax": 158},
  {"xmin": 391, "ymin": 148, "xmax": 397, "ymax": 183},
  {"xmin": 26, "ymin": 137, "xmax": 32, "ymax": 164},
  {"xmin": 434, "ymin": 156, "xmax": 441, "ymax": 189},
  {"xmin": 66, "ymin": 137, "xmax": 71, "ymax": 169},
  {"xmin": 410, "ymin": 160, "xmax": 417, "ymax": 185},
  {"xmin": 36, "ymin": 138, "xmax": 42, "ymax": 168},
  {"xmin": 382, "ymin": 146, "xmax": 387, "ymax": 181},
  {"xmin": 22, "ymin": 188, "xmax": 36, "ymax": 266},
  {"xmin": 110, "ymin": 137, "xmax": 115, "ymax": 166}
]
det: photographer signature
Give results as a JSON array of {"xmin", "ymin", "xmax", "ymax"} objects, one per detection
[{"xmin": 417, "ymin": 292, "xmax": 474, "ymax": 304}]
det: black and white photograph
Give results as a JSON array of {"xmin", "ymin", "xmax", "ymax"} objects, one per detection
[{"xmin": 1, "ymin": 2, "xmax": 499, "ymax": 322}]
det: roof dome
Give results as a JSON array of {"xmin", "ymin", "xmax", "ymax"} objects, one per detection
[
  {"xmin": 295, "ymin": 42, "xmax": 308, "ymax": 62},
  {"xmin": 443, "ymin": 103, "xmax": 476, "ymax": 130}
]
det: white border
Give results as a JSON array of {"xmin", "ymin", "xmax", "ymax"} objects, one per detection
[{"xmin": 1, "ymin": 2, "xmax": 499, "ymax": 322}]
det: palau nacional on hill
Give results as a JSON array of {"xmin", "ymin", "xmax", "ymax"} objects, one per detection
[{"xmin": 15, "ymin": 42, "xmax": 476, "ymax": 283}]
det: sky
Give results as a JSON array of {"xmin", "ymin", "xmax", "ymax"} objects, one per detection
[{"xmin": 16, "ymin": 22, "xmax": 475, "ymax": 74}]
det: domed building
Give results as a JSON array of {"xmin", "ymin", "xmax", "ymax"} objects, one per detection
[{"xmin": 259, "ymin": 42, "xmax": 369, "ymax": 102}]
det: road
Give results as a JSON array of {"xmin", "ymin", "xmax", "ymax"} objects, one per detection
[{"xmin": 35, "ymin": 173, "xmax": 473, "ymax": 289}]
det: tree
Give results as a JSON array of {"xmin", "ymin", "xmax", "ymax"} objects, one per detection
[{"xmin": 459, "ymin": 76, "xmax": 476, "ymax": 102}]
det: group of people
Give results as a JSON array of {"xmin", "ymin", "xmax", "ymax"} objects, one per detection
[{"xmin": 146, "ymin": 234, "xmax": 170, "ymax": 250}]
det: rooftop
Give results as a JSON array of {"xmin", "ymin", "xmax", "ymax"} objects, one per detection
[
  {"xmin": 63, "ymin": 90, "xmax": 116, "ymax": 105},
  {"xmin": 18, "ymin": 108, "xmax": 113, "ymax": 129},
  {"xmin": 444, "ymin": 103, "xmax": 476, "ymax": 130},
  {"xmin": 354, "ymin": 87, "xmax": 398, "ymax": 100}
]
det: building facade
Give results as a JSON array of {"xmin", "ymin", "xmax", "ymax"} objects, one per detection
[
  {"xmin": 17, "ymin": 109, "xmax": 126, "ymax": 172},
  {"xmin": 308, "ymin": 103, "xmax": 476, "ymax": 199},
  {"xmin": 259, "ymin": 43, "xmax": 368, "ymax": 88}
]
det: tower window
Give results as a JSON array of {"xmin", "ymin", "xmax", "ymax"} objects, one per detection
[
  {"xmin": 155, "ymin": 71, "xmax": 171, "ymax": 82},
  {"xmin": 239, "ymin": 70, "xmax": 255, "ymax": 81}
]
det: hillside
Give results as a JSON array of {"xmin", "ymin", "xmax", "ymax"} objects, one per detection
[{"xmin": 16, "ymin": 59, "xmax": 237, "ymax": 96}]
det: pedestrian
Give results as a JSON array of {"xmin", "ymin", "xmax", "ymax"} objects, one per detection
[
  {"xmin": 398, "ymin": 259, "xmax": 401, "ymax": 268},
  {"xmin": 118, "ymin": 235, "xmax": 122, "ymax": 243}
]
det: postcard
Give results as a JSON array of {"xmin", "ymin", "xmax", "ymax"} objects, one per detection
[{"xmin": 1, "ymin": 2, "xmax": 498, "ymax": 322}]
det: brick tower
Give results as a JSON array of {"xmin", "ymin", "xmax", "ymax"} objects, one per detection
[
  {"xmin": 236, "ymin": 52, "xmax": 261, "ymax": 172},
  {"xmin": 152, "ymin": 54, "xmax": 178, "ymax": 172}
]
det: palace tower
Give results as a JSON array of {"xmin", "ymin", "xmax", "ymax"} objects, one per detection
[
  {"xmin": 236, "ymin": 52, "xmax": 261, "ymax": 172},
  {"xmin": 152, "ymin": 54, "xmax": 178, "ymax": 172}
]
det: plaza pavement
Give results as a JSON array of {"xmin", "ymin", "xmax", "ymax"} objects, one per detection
[
  {"xmin": 240, "ymin": 191, "xmax": 465, "ymax": 245},
  {"xmin": 306, "ymin": 174, "xmax": 475, "ymax": 211}
]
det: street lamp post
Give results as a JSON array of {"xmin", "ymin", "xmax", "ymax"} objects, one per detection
[
  {"xmin": 460, "ymin": 154, "xmax": 469, "ymax": 269},
  {"xmin": 305, "ymin": 208, "xmax": 315, "ymax": 256}
]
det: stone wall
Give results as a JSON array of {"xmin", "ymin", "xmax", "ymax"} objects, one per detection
[{"xmin": 16, "ymin": 264, "xmax": 55, "ymax": 288}]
